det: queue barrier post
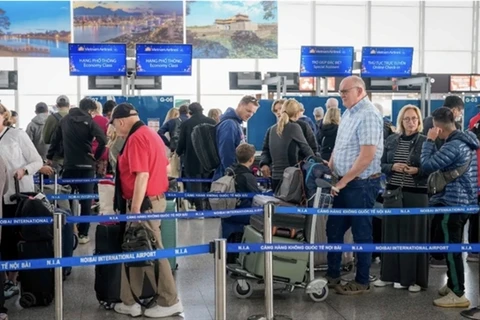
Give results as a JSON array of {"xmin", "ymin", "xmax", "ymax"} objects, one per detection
[
  {"xmin": 248, "ymin": 203, "xmax": 291, "ymax": 320},
  {"xmin": 214, "ymin": 239, "xmax": 227, "ymax": 320},
  {"xmin": 53, "ymin": 212, "xmax": 64, "ymax": 320}
]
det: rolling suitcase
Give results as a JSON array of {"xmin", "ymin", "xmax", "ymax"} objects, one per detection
[
  {"xmin": 17, "ymin": 241, "xmax": 54, "ymax": 308},
  {"xmin": 94, "ymin": 224, "xmax": 156, "ymax": 310},
  {"xmin": 162, "ymin": 200, "xmax": 178, "ymax": 271}
]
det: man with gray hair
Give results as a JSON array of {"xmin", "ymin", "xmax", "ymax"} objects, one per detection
[
  {"xmin": 326, "ymin": 97, "xmax": 339, "ymax": 109},
  {"xmin": 326, "ymin": 75, "xmax": 383, "ymax": 295}
]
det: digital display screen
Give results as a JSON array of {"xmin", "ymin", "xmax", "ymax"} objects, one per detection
[
  {"xmin": 298, "ymin": 77, "xmax": 336, "ymax": 92},
  {"xmin": 300, "ymin": 46, "xmax": 354, "ymax": 77},
  {"xmin": 135, "ymin": 44, "xmax": 192, "ymax": 76},
  {"xmin": 361, "ymin": 47, "xmax": 413, "ymax": 77},
  {"xmin": 69, "ymin": 43, "xmax": 127, "ymax": 76},
  {"xmin": 471, "ymin": 75, "xmax": 480, "ymax": 92},
  {"xmin": 450, "ymin": 75, "xmax": 471, "ymax": 92}
]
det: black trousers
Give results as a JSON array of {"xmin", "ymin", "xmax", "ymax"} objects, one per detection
[
  {"xmin": 431, "ymin": 213, "xmax": 445, "ymax": 260},
  {"xmin": 441, "ymin": 212, "xmax": 469, "ymax": 296},
  {"xmin": 62, "ymin": 169, "xmax": 95, "ymax": 236},
  {"xmin": 185, "ymin": 173, "xmax": 210, "ymax": 211},
  {"xmin": 0, "ymin": 272, "xmax": 6, "ymax": 314},
  {"xmin": 468, "ymin": 196, "xmax": 480, "ymax": 253}
]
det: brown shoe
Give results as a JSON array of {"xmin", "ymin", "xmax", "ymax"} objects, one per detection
[{"xmin": 335, "ymin": 281, "xmax": 371, "ymax": 295}]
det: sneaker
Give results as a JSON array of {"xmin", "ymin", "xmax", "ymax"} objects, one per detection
[
  {"xmin": 408, "ymin": 284, "xmax": 422, "ymax": 293},
  {"xmin": 114, "ymin": 302, "xmax": 142, "ymax": 317},
  {"xmin": 467, "ymin": 253, "xmax": 479, "ymax": 262},
  {"xmin": 438, "ymin": 284, "xmax": 452, "ymax": 296},
  {"xmin": 430, "ymin": 258, "xmax": 447, "ymax": 268},
  {"xmin": 325, "ymin": 275, "xmax": 341, "ymax": 288},
  {"xmin": 433, "ymin": 291, "xmax": 470, "ymax": 308},
  {"xmin": 144, "ymin": 301, "xmax": 184, "ymax": 318},
  {"xmin": 394, "ymin": 283, "xmax": 407, "ymax": 289},
  {"xmin": 4, "ymin": 281, "xmax": 19, "ymax": 299},
  {"xmin": 335, "ymin": 281, "xmax": 371, "ymax": 295},
  {"xmin": 373, "ymin": 280, "xmax": 392, "ymax": 287},
  {"xmin": 78, "ymin": 235, "xmax": 90, "ymax": 244}
]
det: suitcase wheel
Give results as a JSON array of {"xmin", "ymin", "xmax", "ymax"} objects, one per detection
[
  {"xmin": 233, "ymin": 279, "xmax": 253, "ymax": 299},
  {"xmin": 308, "ymin": 286, "xmax": 329, "ymax": 302},
  {"xmin": 19, "ymin": 293, "xmax": 36, "ymax": 308}
]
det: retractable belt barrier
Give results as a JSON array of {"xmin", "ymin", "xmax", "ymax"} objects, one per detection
[
  {"xmin": 46, "ymin": 192, "xmax": 272, "ymax": 201},
  {"xmin": 35, "ymin": 177, "xmax": 271, "ymax": 185}
]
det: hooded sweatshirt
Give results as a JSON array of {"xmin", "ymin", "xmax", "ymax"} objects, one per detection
[
  {"xmin": 26, "ymin": 113, "xmax": 49, "ymax": 159},
  {"xmin": 421, "ymin": 130, "xmax": 479, "ymax": 207},
  {"xmin": 47, "ymin": 108, "xmax": 107, "ymax": 171},
  {"xmin": 213, "ymin": 107, "xmax": 244, "ymax": 180}
]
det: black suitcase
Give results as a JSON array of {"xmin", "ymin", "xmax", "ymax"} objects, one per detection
[
  {"xmin": 17, "ymin": 241, "xmax": 54, "ymax": 308},
  {"xmin": 250, "ymin": 214, "xmax": 306, "ymax": 240},
  {"xmin": 94, "ymin": 224, "xmax": 156, "ymax": 310}
]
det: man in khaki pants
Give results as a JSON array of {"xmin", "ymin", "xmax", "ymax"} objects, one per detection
[{"xmin": 110, "ymin": 103, "xmax": 183, "ymax": 318}]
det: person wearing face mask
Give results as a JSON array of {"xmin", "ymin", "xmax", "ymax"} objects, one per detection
[{"xmin": 46, "ymin": 97, "xmax": 107, "ymax": 245}]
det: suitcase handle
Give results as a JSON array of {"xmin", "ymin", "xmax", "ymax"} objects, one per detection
[{"xmin": 272, "ymin": 227, "xmax": 296, "ymax": 239}]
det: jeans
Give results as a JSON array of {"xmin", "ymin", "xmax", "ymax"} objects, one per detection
[
  {"xmin": 326, "ymin": 177, "xmax": 380, "ymax": 285},
  {"xmin": 62, "ymin": 169, "xmax": 95, "ymax": 237}
]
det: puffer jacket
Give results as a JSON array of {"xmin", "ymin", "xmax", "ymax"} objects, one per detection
[
  {"xmin": 381, "ymin": 132, "xmax": 428, "ymax": 187},
  {"xmin": 421, "ymin": 130, "xmax": 479, "ymax": 207}
]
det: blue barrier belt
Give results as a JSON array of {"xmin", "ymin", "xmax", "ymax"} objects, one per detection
[
  {"xmin": 35, "ymin": 177, "xmax": 271, "ymax": 185},
  {"xmin": 0, "ymin": 208, "xmax": 264, "ymax": 226},
  {"xmin": 46, "ymin": 192, "xmax": 272, "ymax": 201},
  {"xmin": 227, "ymin": 243, "xmax": 480, "ymax": 253},
  {"xmin": 0, "ymin": 244, "xmax": 211, "ymax": 271},
  {"xmin": 274, "ymin": 205, "xmax": 480, "ymax": 216}
]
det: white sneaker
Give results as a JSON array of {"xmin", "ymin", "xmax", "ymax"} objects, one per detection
[
  {"xmin": 114, "ymin": 302, "xmax": 142, "ymax": 317},
  {"xmin": 144, "ymin": 301, "xmax": 184, "ymax": 318},
  {"xmin": 433, "ymin": 291, "xmax": 470, "ymax": 308},
  {"xmin": 408, "ymin": 284, "xmax": 421, "ymax": 293},
  {"xmin": 393, "ymin": 283, "xmax": 407, "ymax": 289},
  {"xmin": 373, "ymin": 280, "xmax": 392, "ymax": 287},
  {"xmin": 438, "ymin": 284, "xmax": 452, "ymax": 296}
]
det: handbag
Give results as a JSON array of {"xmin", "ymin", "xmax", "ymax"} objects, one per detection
[
  {"xmin": 121, "ymin": 222, "xmax": 157, "ymax": 267},
  {"xmin": 382, "ymin": 136, "xmax": 418, "ymax": 208},
  {"xmin": 427, "ymin": 157, "xmax": 472, "ymax": 195}
]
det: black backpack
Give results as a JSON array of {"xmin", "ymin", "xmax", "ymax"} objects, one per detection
[
  {"xmin": 191, "ymin": 123, "xmax": 220, "ymax": 172},
  {"xmin": 169, "ymin": 118, "xmax": 182, "ymax": 151}
]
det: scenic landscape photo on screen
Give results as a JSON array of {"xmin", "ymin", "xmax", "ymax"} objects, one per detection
[
  {"xmin": 0, "ymin": 1, "xmax": 71, "ymax": 57},
  {"xmin": 73, "ymin": 1, "xmax": 184, "ymax": 49},
  {"xmin": 186, "ymin": 1, "xmax": 278, "ymax": 59}
]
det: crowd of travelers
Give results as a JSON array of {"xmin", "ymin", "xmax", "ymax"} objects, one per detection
[{"xmin": 0, "ymin": 74, "xmax": 478, "ymax": 319}]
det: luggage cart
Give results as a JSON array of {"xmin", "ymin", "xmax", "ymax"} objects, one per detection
[{"xmin": 227, "ymin": 179, "xmax": 336, "ymax": 302}]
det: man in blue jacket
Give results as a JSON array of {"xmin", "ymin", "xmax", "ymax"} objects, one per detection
[
  {"xmin": 213, "ymin": 96, "xmax": 259, "ymax": 181},
  {"xmin": 421, "ymin": 107, "xmax": 479, "ymax": 308}
]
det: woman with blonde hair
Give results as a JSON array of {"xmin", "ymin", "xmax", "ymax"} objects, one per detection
[
  {"xmin": 208, "ymin": 108, "xmax": 222, "ymax": 123},
  {"xmin": 375, "ymin": 104, "xmax": 429, "ymax": 292},
  {"xmin": 261, "ymin": 99, "xmax": 314, "ymax": 191},
  {"xmin": 318, "ymin": 108, "xmax": 340, "ymax": 160},
  {"xmin": 163, "ymin": 107, "xmax": 179, "ymax": 125}
]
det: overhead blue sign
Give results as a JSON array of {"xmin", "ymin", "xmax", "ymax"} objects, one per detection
[
  {"xmin": 135, "ymin": 44, "xmax": 192, "ymax": 76},
  {"xmin": 69, "ymin": 43, "xmax": 127, "ymax": 76},
  {"xmin": 361, "ymin": 47, "xmax": 413, "ymax": 77},
  {"xmin": 300, "ymin": 46, "xmax": 354, "ymax": 77}
]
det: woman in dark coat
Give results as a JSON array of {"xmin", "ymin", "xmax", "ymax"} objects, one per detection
[
  {"xmin": 374, "ymin": 104, "xmax": 429, "ymax": 292},
  {"xmin": 318, "ymin": 108, "xmax": 340, "ymax": 161}
]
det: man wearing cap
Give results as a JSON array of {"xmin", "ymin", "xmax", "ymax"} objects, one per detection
[
  {"xmin": 42, "ymin": 95, "xmax": 70, "ymax": 168},
  {"xmin": 111, "ymin": 103, "xmax": 183, "ymax": 318},
  {"xmin": 176, "ymin": 102, "xmax": 216, "ymax": 211},
  {"xmin": 26, "ymin": 102, "xmax": 49, "ymax": 160}
]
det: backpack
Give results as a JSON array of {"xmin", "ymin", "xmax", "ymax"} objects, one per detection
[
  {"xmin": 209, "ymin": 168, "xmax": 238, "ymax": 210},
  {"xmin": 50, "ymin": 112, "xmax": 64, "ymax": 157},
  {"xmin": 274, "ymin": 164, "xmax": 307, "ymax": 205},
  {"xmin": 191, "ymin": 123, "xmax": 220, "ymax": 172},
  {"xmin": 169, "ymin": 118, "xmax": 182, "ymax": 151}
]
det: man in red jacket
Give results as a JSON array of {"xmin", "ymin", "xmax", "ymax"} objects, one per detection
[{"xmin": 467, "ymin": 105, "xmax": 480, "ymax": 262}]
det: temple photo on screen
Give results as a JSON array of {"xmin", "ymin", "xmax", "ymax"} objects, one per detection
[
  {"xmin": 0, "ymin": 1, "xmax": 71, "ymax": 57},
  {"xmin": 186, "ymin": 1, "xmax": 278, "ymax": 59},
  {"xmin": 73, "ymin": 1, "xmax": 184, "ymax": 49}
]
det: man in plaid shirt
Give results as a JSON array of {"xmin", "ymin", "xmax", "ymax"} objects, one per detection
[{"xmin": 326, "ymin": 76, "xmax": 384, "ymax": 295}]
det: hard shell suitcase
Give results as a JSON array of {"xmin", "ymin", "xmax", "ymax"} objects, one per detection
[
  {"xmin": 162, "ymin": 200, "xmax": 178, "ymax": 271},
  {"xmin": 94, "ymin": 224, "xmax": 156, "ymax": 310},
  {"xmin": 239, "ymin": 225, "xmax": 309, "ymax": 284},
  {"xmin": 17, "ymin": 241, "xmax": 54, "ymax": 308},
  {"xmin": 249, "ymin": 214, "xmax": 306, "ymax": 240}
]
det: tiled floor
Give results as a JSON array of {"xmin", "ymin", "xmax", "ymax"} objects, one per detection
[{"xmin": 5, "ymin": 218, "xmax": 480, "ymax": 320}]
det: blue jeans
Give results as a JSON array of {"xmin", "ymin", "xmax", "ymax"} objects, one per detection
[{"xmin": 326, "ymin": 177, "xmax": 380, "ymax": 285}]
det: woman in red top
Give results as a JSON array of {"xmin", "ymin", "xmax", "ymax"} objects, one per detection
[{"xmin": 92, "ymin": 101, "xmax": 109, "ymax": 177}]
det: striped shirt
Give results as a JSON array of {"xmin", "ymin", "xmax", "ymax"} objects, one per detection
[
  {"xmin": 332, "ymin": 96, "xmax": 384, "ymax": 179},
  {"xmin": 390, "ymin": 139, "xmax": 417, "ymax": 187}
]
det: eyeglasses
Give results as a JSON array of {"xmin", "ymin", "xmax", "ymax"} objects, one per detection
[
  {"xmin": 338, "ymin": 87, "xmax": 359, "ymax": 95},
  {"xmin": 403, "ymin": 117, "xmax": 419, "ymax": 122}
]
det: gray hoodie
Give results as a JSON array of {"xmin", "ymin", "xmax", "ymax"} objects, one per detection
[{"xmin": 26, "ymin": 113, "xmax": 49, "ymax": 160}]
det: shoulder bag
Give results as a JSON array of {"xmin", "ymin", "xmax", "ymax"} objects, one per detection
[{"xmin": 427, "ymin": 156, "xmax": 472, "ymax": 195}]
